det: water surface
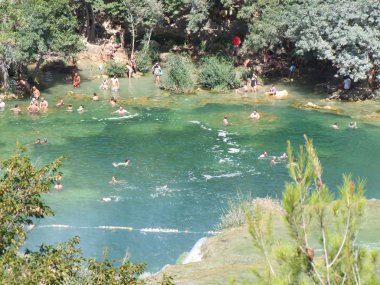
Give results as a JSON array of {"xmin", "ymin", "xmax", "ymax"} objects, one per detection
[{"xmin": 1, "ymin": 62, "xmax": 380, "ymax": 271}]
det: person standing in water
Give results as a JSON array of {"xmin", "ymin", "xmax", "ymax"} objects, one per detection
[
  {"xmin": 73, "ymin": 73, "xmax": 81, "ymax": 88},
  {"xmin": 223, "ymin": 116, "xmax": 230, "ymax": 126},
  {"xmin": 152, "ymin": 63, "xmax": 162, "ymax": 84},
  {"xmin": 110, "ymin": 75, "xmax": 119, "ymax": 92}
]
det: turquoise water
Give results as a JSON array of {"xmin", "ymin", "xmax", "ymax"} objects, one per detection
[{"xmin": 1, "ymin": 62, "xmax": 380, "ymax": 271}]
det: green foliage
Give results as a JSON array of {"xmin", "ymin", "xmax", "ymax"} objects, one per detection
[
  {"xmin": 287, "ymin": 0, "xmax": 380, "ymax": 81},
  {"xmin": 0, "ymin": 144, "xmax": 63, "ymax": 253},
  {"xmin": 198, "ymin": 56, "xmax": 240, "ymax": 90},
  {"xmin": 136, "ymin": 35, "xmax": 160, "ymax": 73},
  {"xmin": 106, "ymin": 61, "xmax": 125, "ymax": 77},
  {"xmin": 246, "ymin": 136, "xmax": 379, "ymax": 285},
  {"xmin": 217, "ymin": 198, "xmax": 252, "ymax": 230},
  {"xmin": 162, "ymin": 53, "xmax": 196, "ymax": 93}
]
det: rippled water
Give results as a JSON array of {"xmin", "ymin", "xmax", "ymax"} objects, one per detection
[{"xmin": 1, "ymin": 61, "xmax": 380, "ymax": 271}]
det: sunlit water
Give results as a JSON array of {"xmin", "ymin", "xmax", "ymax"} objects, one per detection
[{"xmin": 1, "ymin": 61, "xmax": 380, "ymax": 271}]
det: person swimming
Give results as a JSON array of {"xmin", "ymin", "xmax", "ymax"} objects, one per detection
[
  {"xmin": 279, "ymin": 152, "xmax": 288, "ymax": 160},
  {"xmin": 271, "ymin": 157, "xmax": 278, "ymax": 165},
  {"xmin": 77, "ymin": 104, "xmax": 85, "ymax": 112},
  {"xmin": 223, "ymin": 116, "xmax": 229, "ymax": 126},
  {"xmin": 112, "ymin": 106, "xmax": 130, "ymax": 115},
  {"xmin": 249, "ymin": 111, "xmax": 260, "ymax": 120},
  {"xmin": 110, "ymin": 176, "xmax": 118, "ymax": 184},
  {"xmin": 92, "ymin": 93, "xmax": 99, "ymax": 101},
  {"xmin": 66, "ymin": 104, "xmax": 73, "ymax": 112},
  {"xmin": 331, "ymin": 122, "xmax": 339, "ymax": 129},
  {"xmin": 258, "ymin": 151, "xmax": 268, "ymax": 159},
  {"xmin": 348, "ymin": 121, "xmax": 357, "ymax": 129},
  {"xmin": 113, "ymin": 159, "xmax": 130, "ymax": 167}
]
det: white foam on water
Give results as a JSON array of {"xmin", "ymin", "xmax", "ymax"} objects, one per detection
[
  {"xmin": 219, "ymin": 157, "xmax": 233, "ymax": 163},
  {"xmin": 182, "ymin": 237, "xmax": 207, "ymax": 264},
  {"xmin": 39, "ymin": 224, "xmax": 71, "ymax": 228},
  {"xmin": 101, "ymin": 113, "xmax": 139, "ymax": 121},
  {"xmin": 150, "ymin": 185, "xmax": 178, "ymax": 198},
  {"xmin": 228, "ymin": 148, "xmax": 240, "ymax": 154},
  {"xmin": 98, "ymin": 226, "xmax": 133, "ymax": 230},
  {"xmin": 189, "ymin": 120, "xmax": 212, "ymax": 131},
  {"xmin": 203, "ymin": 171, "xmax": 242, "ymax": 180},
  {"xmin": 140, "ymin": 228, "xmax": 179, "ymax": 233}
]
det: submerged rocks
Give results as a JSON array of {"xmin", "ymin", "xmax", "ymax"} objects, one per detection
[
  {"xmin": 304, "ymin": 102, "xmax": 339, "ymax": 112},
  {"xmin": 328, "ymin": 88, "xmax": 375, "ymax": 101}
]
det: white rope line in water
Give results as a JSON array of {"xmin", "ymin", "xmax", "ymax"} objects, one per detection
[{"xmin": 37, "ymin": 224, "xmax": 220, "ymax": 235}]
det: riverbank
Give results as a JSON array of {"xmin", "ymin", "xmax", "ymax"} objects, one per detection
[{"xmin": 146, "ymin": 199, "xmax": 380, "ymax": 284}]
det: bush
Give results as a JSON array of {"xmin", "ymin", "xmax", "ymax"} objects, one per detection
[
  {"xmin": 162, "ymin": 53, "xmax": 196, "ymax": 93},
  {"xmin": 136, "ymin": 46, "xmax": 160, "ymax": 74},
  {"xmin": 106, "ymin": 61, "xmax": 125, "ymax": 77},
  {"xmin": 199, "ymin": 56, "xmax": 240, "ymax": 90}
]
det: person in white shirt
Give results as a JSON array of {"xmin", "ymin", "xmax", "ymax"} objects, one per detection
[{"xmin": 343, "ymin": 77, "xmax": 351, "ymax": 90}]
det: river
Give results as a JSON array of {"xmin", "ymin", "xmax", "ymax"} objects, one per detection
[{"xmin": 1, "ymin": 60, "xmax": 379, "ymax": 272}]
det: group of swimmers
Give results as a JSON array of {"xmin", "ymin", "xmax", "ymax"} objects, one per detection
[
  {"xmin": 331, "ymin": 121, "xmax": 358, "ymax": 129},
  {"xmin": 223, "ymin": 110, "xmax": 260, "ymax": 127}
]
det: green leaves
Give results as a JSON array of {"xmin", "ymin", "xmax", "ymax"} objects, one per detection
[{"xmin": 0, "ymin": 145, "xmax": 63, "ymax": 254}]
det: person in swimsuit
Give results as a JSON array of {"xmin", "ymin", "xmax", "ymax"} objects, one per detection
[
  {"xmin": 251, "ymin": 73, "xmax": 258, "ymax": 92},
  {"xmin": 110, "ymin": 75, "xmax": 119, "ymax": 92}
]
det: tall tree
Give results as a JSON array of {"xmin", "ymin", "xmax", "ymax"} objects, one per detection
[
  {"xmin": 16, "ymin": 0, "xmax": 84, "ymax": 70},
  {"xmin": 0, "ymin": 145, "xmax": 63, "ymax": 253}
]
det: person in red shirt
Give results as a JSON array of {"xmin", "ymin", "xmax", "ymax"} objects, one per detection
[{"xmin": 232, "ymin": 35, "xmax": 241, "ymax": 56}]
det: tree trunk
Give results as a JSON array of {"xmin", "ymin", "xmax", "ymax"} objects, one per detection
[
  {"xmin": 86, "ymin": 4, "xmax": 95, "ymax": 43},
  {"xmin": 35, "ymin": 56, "xmax": 44, "ymax": 72},
  {"xmin": 131, "ymin": 22, "xmax": 136, "ymax": 56},
  {"xmin": 1, "ymin": 62, "xmax": 10, "ymax": 92}
]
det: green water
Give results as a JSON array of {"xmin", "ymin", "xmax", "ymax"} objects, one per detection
[{"xmin": 1, "ymin": 61, "xmax": 380, "ymax": 271}]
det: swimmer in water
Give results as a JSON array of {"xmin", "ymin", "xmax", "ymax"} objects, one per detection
[
  {"xmin": 331, "ymin": 122, "xmax": 339, "ymax": 129},
  {"xmin": 113, "ymin": 159, "xmax": 130, "ymax": 167},
  {"xmin": 258, "ymin": 151, "xmax": 268, "ymax": 159},
  {"xmin": 279, "ymin": 152, "xmax": 288, "ymax": 160},
  {"xmin": 100, "ymin": 197, "xmax": 112, "ymax": 202},
  {"xmin": 110, "ymin": 97, "xmax": 117, "ymax": 107},
  {"xmin": 66, "ymin": 104, "xmax": 73, "ymax": 112},
  {"xmin": 271, "ymin": 156, "xmax": 278, "ymax": 165},
  {"xmin": 348, "ymin": 121, "xmax": 357, "ymax": 129},
  {"xmin": 77, "ymin": 104, "xmax": 85, "ymax": 112},
  {"xmin": 92, "ymin": 93, "xmax": 99, "ymax": 101},
  {"xmin": 10, "ymin": 104, "xmax": 21, "ymax": 114},
  {"xmin": 112, "ymin": 106, "xmax": 130, "ymax": 115},
  {"xmin": 223, "ymin": 116, "xmax": 229, "ymax": 126},
  {"xmin": 56, "ymin": 99, "xmax": 64, "ymax": 107},
  {"xmin": 110, "ymin": 176, "xmax": 118, "ymax": 184},
  {"xmin": 35, "ymin": 138, "xmax": 42, "ymax": 144},
  {"xmin": 249, "ymin": 110, "xmax": 260, "ymax": 120}
]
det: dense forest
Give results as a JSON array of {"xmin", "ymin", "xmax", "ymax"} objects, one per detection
[{"xmin": 1, "ymin": 0, "xmax": 380, "ymax": 93}]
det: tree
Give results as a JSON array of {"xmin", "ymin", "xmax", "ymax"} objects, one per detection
[
  {"xmin": 286, "ymin": 0, "xmax": 380, "ymax": 82},
  {"xmin": 247, "ymin": 136, "xmax": 380, "ymax": 284},
  {"xmin": 16, "ymin": 0, "xmax": 84, "ymax": 70},
  {"xmin": 0, "ymin": 144, "xmax": 63, "ymax": 254},
  {"xmin": 0, "ymin": 1, "xmax": 22, "ymax": 91}
]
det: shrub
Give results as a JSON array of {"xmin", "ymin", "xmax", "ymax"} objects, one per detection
[
  {"xmin": 136, "ymin": 46, "xmax": 160, "ymax": 74},
  {"xmin": 198, "ymin": 56, "xmax": 240, "ymax": 90},
  {"xmin": 106, "ymin": 61, "xmax": 125, "ymax": 77},
  {"xmin": 162, "ymin": 53, "xmax": 196, "ymax": 93}
]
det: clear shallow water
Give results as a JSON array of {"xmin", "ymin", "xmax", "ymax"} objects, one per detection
[{"xmin": 1, "ymin": 62, "xmax": 380, "ymax": 271}]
